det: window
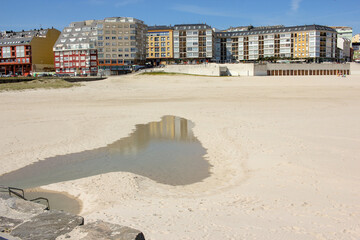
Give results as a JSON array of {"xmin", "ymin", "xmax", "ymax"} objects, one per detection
[{"xmin": 16, "ymin": 46, "xmax": 25, "ymax": 57}]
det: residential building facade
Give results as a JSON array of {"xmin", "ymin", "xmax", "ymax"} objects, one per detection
[
  {"xmin": 146, "ymin": 26, "xmax": 173, "ymax": 65},
  {"xmin": 215, "ymin": 25, "xmax": 337, "ymax": 62},
  {"xmin": 97, "ymin": 17, "xmax": 147, "ymax": 75},
  {"xmin": 337, "ymin": 37, "xmax": 351, "ymax": 61},
  {"xmin": 173, "ymin": 24, "xmax": 214, "ymax": 63},
  {"xmin": 54, "ymin": 17, "xmax": 147, "ymax": 76},
  {"xmin": 332, "ymin": 26, "xmax": 353, "ymax": 47},
  {"xmin": 0, "ymin": 28, "xmax": 60, "ymax": 75},
  {"xmin": 53, "ymin": 20, "xmax": 98, "ymax": 75}
]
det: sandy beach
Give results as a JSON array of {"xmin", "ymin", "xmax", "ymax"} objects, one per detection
[{"xmin": 1, "ymin": 73, "xmax": 360, "ymax": 239}]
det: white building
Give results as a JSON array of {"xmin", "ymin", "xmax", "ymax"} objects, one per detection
[
  {"xmin": 215, "ymin": 25, "xmax": 337, "ymax": 62},
  {"xmin": 337, "ymin": 37, "xmax": 351, "ymax": 61}
]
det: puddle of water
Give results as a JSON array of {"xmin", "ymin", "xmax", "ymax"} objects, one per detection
[
  {"xmin": 24, "ymin": 189, "xmax": 81, "ymax": 215},
  {"xmin": 0, "ymin": 116, "xmax": 211, "ymax": 189}
]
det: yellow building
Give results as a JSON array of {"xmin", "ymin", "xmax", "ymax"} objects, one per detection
[
  {"xmin": 294, "ymin": 31, "xmax": 310, "ymax": 58},
  {"xmin": 146, "ymin": 26, "xmax": 173, "ymax": 65},
  {"xmin": 353, "ymin": 34, "xmax": 360, "ymax": 43}
]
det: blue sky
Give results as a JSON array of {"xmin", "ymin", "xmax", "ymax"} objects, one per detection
[{"xmin": 1, "ymin": 0, "xmax": 359, "ymax": 34}]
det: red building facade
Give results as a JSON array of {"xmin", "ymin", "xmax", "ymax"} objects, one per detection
[
  {"xmin": 0, "ymin": 29, "xmax": 60, "ymax": 76},
  {"xmin": 54, "ymin": 50, "xmax": 98, "ymax": 75},
  {"xmin": 0, "ymin": 44, "xmax": 32, "ymax": 75}
]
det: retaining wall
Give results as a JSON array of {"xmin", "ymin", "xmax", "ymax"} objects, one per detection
[
  {"xmin": 160, "ymin": 63, "xmax": 352, "ymax": 77},
  {"xmin": 350, "ymin": 63, "xmax": 360, "ymax": 75},
  {"xmin": 163, "ymin": 64, "xmax": 220, "ymax": 76}
]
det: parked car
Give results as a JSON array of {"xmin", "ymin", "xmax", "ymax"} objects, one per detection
[
  {"xmin": 55, "ymin": 73, "xmax": 71, "ymax": 77},
  {"xmin": 37, "ymin": 73, "xmax": 52, "ymax": 77},
  {"xmin": 3, "ymin": 73, "xmax": 14, "ymax": 77}
]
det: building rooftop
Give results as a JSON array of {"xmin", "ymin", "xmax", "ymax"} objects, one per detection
[
  {"xmin": 215, "ymin": 24, "xmax": 336, "ymax": 37},
  {"xmin": 174, "ymin": 24, "xmax": 212, "ymax": 30},
  {"xmin": 104, "ymin": 17, "xmax": 144, "ymax": 24},
  {"xmin": 54, "ymin": 21, "xmax": 98, "ymax": 51},
  {"xmin": 0, "ymin": 29, "xmax": 50, "ymax": 46},
  {"xmin": 148, "ymin": 25, "xmax": 173, "ymax": 31}
]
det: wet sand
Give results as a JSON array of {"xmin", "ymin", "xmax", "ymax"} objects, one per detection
[
  {"xmin": 1, "ymin": 73, "xmax": 360, "ymax": 239},
  {"xmin": 25, "ymin": 188, "xmax": 82, "ymax": 215}
]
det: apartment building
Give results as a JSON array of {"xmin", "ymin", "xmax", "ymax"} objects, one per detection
[
  {"xmin": 331, "ymin": 26, "xmax": 352, "ymax": 40},
  {"xmin": 97, "ymin": 17, "xmax": 147, "ymax": 74},
  {"xmin": 54, "ymin": 17, "xmax": 147, "ymax": 76},
  {"xmin": 215, "ymin": 25, "xmax": 337, "ymax": 63},
  {"xmin": 173, "ymin": 24, "xmax": 214, "ymax": 63},
  {"xmin": 0, "ymin": 28, "xmax": 60, "ymax": 75},
  {"xmin": 53, "ymin": 20, "xmax": 98, "ymax": 75},
  {"xmin": 146, "ymin": 25, "xmax": 173, "ymax": 65},
  {"xmin": 337, "ymin": 37, "xmax": 351, "ymax": 61}
]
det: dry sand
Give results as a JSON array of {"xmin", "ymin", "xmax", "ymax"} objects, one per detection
[{"xmin": 1, "ymin": 74, "xmax": 360, "ymax": 239}]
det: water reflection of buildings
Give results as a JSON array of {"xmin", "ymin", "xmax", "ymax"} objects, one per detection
[{"xmin": 108, "ymin": 116, "xmax": 196, "ymax": 155}]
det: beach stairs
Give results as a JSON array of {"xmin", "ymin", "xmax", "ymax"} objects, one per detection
[{"xmin": 0, "ymin": 185, "xmax": 50, "ymax": 210}]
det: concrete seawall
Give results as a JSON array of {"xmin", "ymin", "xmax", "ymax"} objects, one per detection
[
  {"xmin": 350, "ymin": 63, "xmax": 360, "ymax": 75},
  {"xmin": 163, "ymin": 64, "xmax": 220, "ymax": 76},
  {"xmin": 158, "ymin": 63, "xmax": 351, "ymax": 77}
]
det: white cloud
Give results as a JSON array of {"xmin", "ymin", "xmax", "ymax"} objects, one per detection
[{"xmin": 291, "ymin": 0, "xmax": 302, "ymax": 12}]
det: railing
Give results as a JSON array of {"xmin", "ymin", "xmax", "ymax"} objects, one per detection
[{"xmin": 0, "ymin": 185, "xmax": 50, "ymax": 210}]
